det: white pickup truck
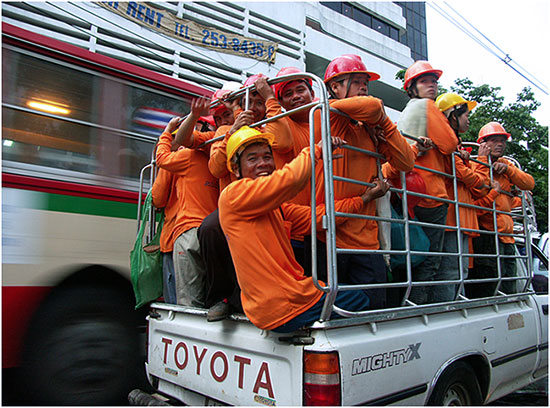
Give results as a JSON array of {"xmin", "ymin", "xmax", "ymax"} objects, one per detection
[{"xmin": 134, "ymin": 74, "xmax": 548, "ymax": 406}]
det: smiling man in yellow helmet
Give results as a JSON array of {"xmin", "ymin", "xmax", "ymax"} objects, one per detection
[{"xmin": 218, "ymin": 126, "xmax": 375, "ymax": 332}]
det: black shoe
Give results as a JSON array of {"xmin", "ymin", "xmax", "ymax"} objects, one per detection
[{"xmin": 207, "ymin": 301, "xmax": 231, "ymax": 322}]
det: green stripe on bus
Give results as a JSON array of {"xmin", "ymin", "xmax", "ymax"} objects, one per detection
[{"xmin": 47, "ymin": 193, "xmax": 137, "ymax": 219}]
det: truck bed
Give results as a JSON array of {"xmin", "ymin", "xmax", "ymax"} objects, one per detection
[{"xmin": 146, "ymin": 294, "xmax": 547, "ymax": 406}]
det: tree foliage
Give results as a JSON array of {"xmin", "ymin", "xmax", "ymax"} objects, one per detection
[{"xmin": 442, "ymin": 79, "xmax": 548, "ymax": 233}]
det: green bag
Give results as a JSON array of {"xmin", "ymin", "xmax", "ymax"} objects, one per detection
[
  {"xmin": 130, "ymin": 190, "xmax": 164, "ymax": 309},
  {"xmin": 390, "ymin": 206, "xmax": 430, "ymax": 271}
]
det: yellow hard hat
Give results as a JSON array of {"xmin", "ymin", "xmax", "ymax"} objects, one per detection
[
  {"xmin": 435, "ymin": 92, "xmax": 477, "ymax": 113},
  {"xmin": 226, "ymin": 126, "xmax": 274, "ymax": 173}
]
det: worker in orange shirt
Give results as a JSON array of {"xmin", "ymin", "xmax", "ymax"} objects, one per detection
[
  {"xmin": 151, "ymin": 165, "xmax": 179, "ymax": 304},
  {"xmin": 219, "ymin": 126, "xmax": 373, "ymax": 332},
  {"xmin": 174, "ymin": 87, "xmax": 236, "ymax": 149},
  {"xmin": 317, "ymin": 54, "xmax": 415, "ymax": 309},
  {"xmin": 395, "ymin": 60, "xmax": 458, "ymax": 305},
  {"xmin": 155, "ymin": 116, "xmax": 219, "ymax": 307},
  {"xmin": 200, "ymin": 75, "xmax": 294, "ymax": 321},
  {"xmin": 271, "ymin": 66, "xmax": 320, "ymax": 272},
  {"xmin": 469, "ymin": 122, "xmax": 534, "ymax": 297},
  {"xmin": 167, "ymin": 88, "xmax": 241, "ymax": 317},
  {"xmin": 150, "ymin": 94, "xmax": 222, "ymax": 304},
  {"xmin": 435, "ymin": 92, "xmax": 489, "ymax": 301}
]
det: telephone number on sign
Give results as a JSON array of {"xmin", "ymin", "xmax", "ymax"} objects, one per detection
[{"xmin": 174, "ymin": 23, "xmax": 275, "ymax": 60}]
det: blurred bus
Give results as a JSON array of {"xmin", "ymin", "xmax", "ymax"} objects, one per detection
[{"xmin": 2, "ymin": 22, "xmax": 211, "ymax": 405}]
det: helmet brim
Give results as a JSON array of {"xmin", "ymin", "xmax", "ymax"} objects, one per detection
[
  {"xmin": 404, "ymin": 69, "xmax": 443, "ymax": 90},
  {"xmin": 324, "ymin": 70, "xmax": 381, "ymax": 84}
]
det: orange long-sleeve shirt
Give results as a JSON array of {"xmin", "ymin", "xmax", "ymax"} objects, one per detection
[
  {"xmin": 151, "ymin": 168, "xmax": 179, "ymax": 252},
  {"xmin": 272, "ymin": 117, "xmax": 312, "ymax": 207},
  {"xmin": 156, "ymin": 131, "xmax": 219, "ymax": 239},
  {"xmin": 219, "ymin": 146, "xmax": 367, "ymax": 330},
  {"xmin": 472, "ymin": 157, "xmax": 534, "ymax": 243},
  {"xmin": 208, "ymin": 97, "xmax": 293, "ymax": 192},
  {"xmin": 188, "ymin": 130, "xmax": 216, "ymax": 148},
  {"xmin": 397, "ymin": 98, "xmax": 458, "ymax": 208},
  {"xmin": 314, "ymin": 96, "xmax": 415, "ymax": 250},
  {"xmin": 444, "ymin": 155, "xmax": 489, "ymax": 237}
]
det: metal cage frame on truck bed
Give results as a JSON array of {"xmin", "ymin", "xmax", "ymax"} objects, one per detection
[{"xmin": 137, "ymin": 72, "xmax": 539, "ymax": 327}]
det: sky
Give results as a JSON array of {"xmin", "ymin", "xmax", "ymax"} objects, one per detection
[{"xmin": 425, "ymin": 0, "xmax": 549, "ymax": 130}]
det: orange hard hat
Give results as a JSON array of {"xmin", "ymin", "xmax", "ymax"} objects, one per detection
[
  {"xmin": 403, "ymin": 60, "xmax": 442, "ymax": 90},
  {"xmin": 272, "ymin": 67, "xmax": 312, "ymax": 99},
  {"xmin": 391, "ymin": 171, "xmax": 426, "ymax": 218},
  {"xmin": 211, "ymin": 89, "xmax": 231, "ymax": 115},
  {"xmin": 477, "ymin": 121, "xmax": 511, "ymax": 143},
  {"xmin": 324, "ymin": 54, "xmax": 380, "ymax": 83}
]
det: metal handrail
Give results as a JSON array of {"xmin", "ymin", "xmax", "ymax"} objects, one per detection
[{"xmin": 138, "ymin": 72, "xmax": 538, "ymax": 322}]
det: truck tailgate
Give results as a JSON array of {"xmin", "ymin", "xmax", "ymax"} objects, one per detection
[{"xmin": 146, "ymin": 304, "xmax": 304, "ymax": 406}]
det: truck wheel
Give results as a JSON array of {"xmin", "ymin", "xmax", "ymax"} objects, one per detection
[
  {"xmin": 428, "ymin": 361, "xmax": 483, "ymax": 406},
  {"xmin": 20, "ymin": 285, "xmax": 141, "ymax": 405}
]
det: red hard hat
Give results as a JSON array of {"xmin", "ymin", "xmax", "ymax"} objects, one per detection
[
  {"xmin": 211, "ymin": 89, "xmax": 231, "ymax": 115},
  {"xmin": 243, "ymin": 73, "xmax": 267, "ymax": 89},
  {"xmin": 477, "ymin": 121, "xmax": 511, "ymax": 143},
  {"xmin": 198, "ymin": 115, "xmax": 216, "ymax": 127},
  {"xmin": 272, "ymin": 67, "xmax": 312, "ymax": 99},
  {"xmin": 403, "ymin": 60, "xmax": 442, "ymax": 91},
  {"xmin": 324, "ymin": 54, "xmax": 380, "ymax": 83},
  {"xmin": 391, "ymin": 171, "xmax": 426, "ymax": 218}
]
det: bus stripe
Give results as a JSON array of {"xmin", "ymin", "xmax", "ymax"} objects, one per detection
[
  {"xmin": 3, "ymin": 174, "xmax": 139, "ymax": 219},
  {"xmin": 3, "ymin": 173, "xmax": 141, "ymax": 203}
]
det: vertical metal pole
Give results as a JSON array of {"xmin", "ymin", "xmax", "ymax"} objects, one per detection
[
  {"xmin": 319, "ymin": 97, "xmax": 338, "ymax": 322},
  {"xmin": 521, "ymin": 191, "xmax": 533, "ymax": 292},
  {"xmin": 309, "ymin": 105, "xmax": 319, "ymax": 286},
  {"xmin": 488, "ymin": 156, "xmax": 503, "ymax": 295},
  {"xmin": 452, "ymin": 153, "xmax": 465, "ymax": 300},
  {"xmin": 244, "ymin": 88, "xmax": 250, "ymax": 111},
  {"xmin": 401, "ymin": 171, "xmax": 413, "ymax": 305}
]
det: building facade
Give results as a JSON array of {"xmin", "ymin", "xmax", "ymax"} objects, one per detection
[{"xmin": 2, "ymin": 1, "xmax": 427, "ymax": 120}]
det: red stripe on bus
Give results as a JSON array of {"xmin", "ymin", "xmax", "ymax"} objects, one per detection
[
  {"xmin": 2, "ymin": 286, "xmax": 51, "ymax": 368},
  {"xmin": 2, "ymin": 173, "xmax": 144, "ymax": 204},
  {"xmin": 1, "ymin": 22, "xmax": 212, "ymax": 98}
]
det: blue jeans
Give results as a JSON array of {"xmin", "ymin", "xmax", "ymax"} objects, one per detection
[
  {"xmin": 271, "ymin": 291, "xmax": 370, "ymax": 333},
  {"xmin": 433, "ymin": 231, "xmax": 469, "ymax": 302},
  {"xmin": 298, "ymin": 238, "xmax": 387, "ymax": 310}
]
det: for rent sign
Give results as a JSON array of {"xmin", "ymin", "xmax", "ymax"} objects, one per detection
[{"xmin": 97, "ymin": 2, "xmax": 278, "ymax": 63}]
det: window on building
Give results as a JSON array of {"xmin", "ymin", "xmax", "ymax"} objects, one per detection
[
  {"xmin": 390, "ymin": 26, "xmax": 399, "ymax": 41},
  {"xmin": 319, "ymin": 2, "xmax": 428, "ymax": 59},
  {"xmin": 342, "ymin": 2, "xmax": 353, "ymax": 18},
  {"xmin": 354, "ymin": 8, "xmax": 372, "ymax": 27},
  {"xmin": 320, "ymin": 2, "xmax": 341, "ymax": 13},
  {"xmin": 372, "ymin": 16, "xmax": 390, "ymax": 36}
]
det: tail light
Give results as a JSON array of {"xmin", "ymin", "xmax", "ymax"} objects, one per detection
[{"xmin": 303, "ymin": 351, "xmax": 341, "ymax": 406}]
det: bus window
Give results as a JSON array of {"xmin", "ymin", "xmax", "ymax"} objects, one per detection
[{"xmin": 2, "ymin": 46, "xmax": 190, "ymax": 188}]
